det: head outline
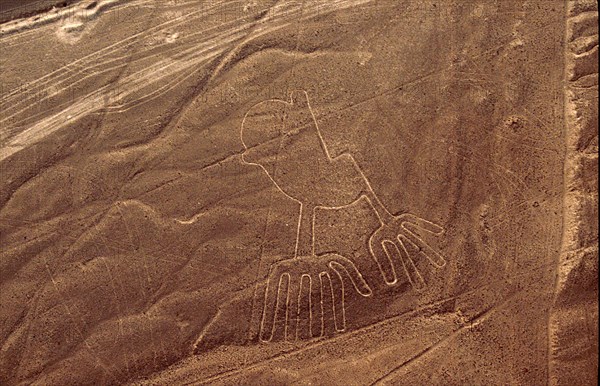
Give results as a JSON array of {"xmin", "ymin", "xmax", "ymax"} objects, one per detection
[{"xmin": 239, "ymin": 89, "xmax": 316, "ymax": 166}]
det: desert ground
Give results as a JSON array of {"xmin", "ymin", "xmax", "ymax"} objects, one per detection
[{"xmin": 0, "ymin": 0, "xmax": 597, "ymax": 385}]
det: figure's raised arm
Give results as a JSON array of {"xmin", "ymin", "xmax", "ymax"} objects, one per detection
[{"xmin": 334, "ymin": 150, "xmax": 448, "ymax": 289}]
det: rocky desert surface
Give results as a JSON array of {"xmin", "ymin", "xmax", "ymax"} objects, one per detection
[{"xmin": 0, "ymin": 0, "xmax": 597, "ymax": 385}]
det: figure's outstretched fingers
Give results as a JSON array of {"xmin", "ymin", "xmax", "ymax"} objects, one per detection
[
  {"xmin": 296, "ymin": 274, "xmax": 313, "ymax": 340},
  {"xmin": 369, "ymin": 232, "xmax": 397, "ymax": 285},
  {"xmin": 401, "ymin": 214, "xmax": 444, "ymax": 235},
  {"xmin": 319, "ymin": 272, "xmax": 346, "ymax": 335},
  {"xmin": 400, "ymin": 227, "xmax": 447, "ymax": 268},
  {"xmin": 260, "ymin": 272, "xmax": 289, "ymax": 342},
  {"xmin": 284, "ymin": 273, "xmax": 302, "ymax": 342},
  {"xmin": 312, "ymin": 273, "xmax": 325, "ymax": 339},
  {"xmin": 329, "ymin": 256, "xmax": 372, "ymax": 297},
  {"xmin": 395, "ymin": 237, "xmax": 426, "ymax": 291},
  {"xmin": 329, "ymin": 268, "xmax": 347, "ymax": 332}
]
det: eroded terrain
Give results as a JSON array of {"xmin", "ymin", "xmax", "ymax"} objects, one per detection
[{"xmin": 0, "ymin": 0, "xmax": 597, "ymax": 385}]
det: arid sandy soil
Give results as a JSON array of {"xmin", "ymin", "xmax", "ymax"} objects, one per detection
[
  {"xmin": 0, "ymin": 1, "xmax": 81, "ymax": 23},
  {"xmin": 0, "ymin": 0, "xmax": 597, "ymax": 385}
]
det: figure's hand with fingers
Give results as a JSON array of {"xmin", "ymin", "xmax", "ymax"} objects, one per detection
[
  {"xmin": 259, "ymin": 253, "xmax": 372, "ymax": 343},
  {"xmin": 369, "ymin": 213, "xmax": 446, "ymax": 290}
]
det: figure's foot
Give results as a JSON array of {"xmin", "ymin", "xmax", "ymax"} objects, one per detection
[
  {"xmin": 369, "ymin": 213, "xmax": 446, "ymax": 290},
  {"xmin": 259, "ymin": 253, "xmax": 372, "ymax": 342}
]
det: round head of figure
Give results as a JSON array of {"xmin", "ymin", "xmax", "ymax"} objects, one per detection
[{"xmin": 240, "ymin": 90, "xmax": 313, "ymax": 169}]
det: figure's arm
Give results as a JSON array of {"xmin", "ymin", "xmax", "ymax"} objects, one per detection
[
  {"xmin": 362, "ymin": 178, "xmax": 394, "ymax": 225},
  {"xmin": 338, "ymin": 153, "xmax": 394, "ymax": 225},
  {"xmin": 288, "ymin": 90, "xmax": 393, "ymax": 225},
  {"xmin": 358, "ymin": 168, "xmax": 394, "ymax": 225}
]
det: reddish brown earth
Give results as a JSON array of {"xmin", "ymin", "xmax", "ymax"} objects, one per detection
[
  {"xmin": 0, "ymin": 1, "xmax": 81, "ymax": 23},
  {"xmin": 0, "ymin": 0, "xmax": 597, "ymax": 385}
]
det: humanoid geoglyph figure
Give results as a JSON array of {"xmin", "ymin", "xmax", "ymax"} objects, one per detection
[{"xmin": 241, "ymin": 90, "xmax": 446, "ymax": 341}]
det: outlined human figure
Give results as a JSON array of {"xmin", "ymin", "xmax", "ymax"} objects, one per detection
[{"xmin": 241, "ymin": 90, "xmax": 446, "ymax": 342}]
